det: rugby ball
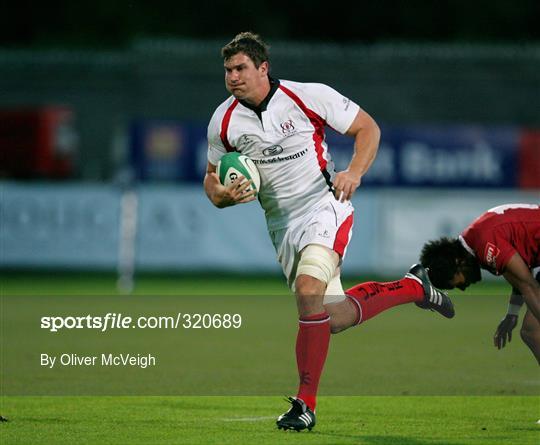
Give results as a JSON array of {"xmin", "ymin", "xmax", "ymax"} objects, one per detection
[{"xmin": 217, "ymin": 152, "xmax": 260, "ymax": 193}]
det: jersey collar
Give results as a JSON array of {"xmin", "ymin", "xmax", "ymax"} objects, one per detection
[
  {"xmin": 458, "ymin": 235, "xmax": 475, "ymax": 257},
  {"xmin": 239, "ymin": 76, "xmax": 280, "ymax": 116}
]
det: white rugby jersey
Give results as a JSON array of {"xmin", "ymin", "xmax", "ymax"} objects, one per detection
[{"xmin": 207, "ymin": 78, "xmax": 360, "ymax": 231}]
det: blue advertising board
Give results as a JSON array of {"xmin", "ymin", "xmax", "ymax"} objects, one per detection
[
  {"xmin": 129, "ymin": 120, "xmax": 206, "ymax": 182},
  {"xmin": 326, "ymin": 124, "xmax": 519, "ymax": 188},
  {"xmin": 130, "ymin": 120, "xmax": 525, "ymax": 188}
]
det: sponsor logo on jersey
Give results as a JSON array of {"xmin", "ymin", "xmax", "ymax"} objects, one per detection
[
  {"xmin": 263, "ymin": 145, "xmax": 284, "ymax": 156},
  {"xmin": 252, "ymin": 148, "xmax": 308, "ymax": 165},
  {"xmin": 484, "ymin": 242, "xmax": 500, "ymax": 269},
  {"xmin": 343, "ymin": 97, "xmax": 351, "ymax": 111},
  {"xmin": 238, "ymin": 134, "xmax": 284, "ymax": 156}
]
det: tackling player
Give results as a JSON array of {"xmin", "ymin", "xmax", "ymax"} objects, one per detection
[
  {"xmin": 204, "ymin": 32, "xmax": 454, "ymax": 432},
  {"xmin": 420, "ymin": 204, "xmax": 540, "ymax": 364}
]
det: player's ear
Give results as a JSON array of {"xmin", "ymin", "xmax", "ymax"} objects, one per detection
[{"xmin": 259, "ymin": 61, "xmax": 269, "ymax": 76}]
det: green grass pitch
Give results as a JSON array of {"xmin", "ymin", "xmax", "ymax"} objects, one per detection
[
  {"xmin": 2, "ymin": 396, "xmax": 538, "ymax": 444},
  {"xmin": 1, "ymin": 272, "xmax": 539, "ymax": 444}
]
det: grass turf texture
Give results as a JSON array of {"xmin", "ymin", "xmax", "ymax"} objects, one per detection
[
  {"xmin": 1, "ymin": 272, "xmax": 539, "ymax": 444},
  {"xmin": 0, "ymin": 270, "xmax": 514, "ymax": 296},
  {"xmin": 1, "ymin": 396, "xmax": 538, "ymax": 444}
]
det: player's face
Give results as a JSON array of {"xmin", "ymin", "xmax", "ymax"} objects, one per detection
[
  {"xmin": 449, "ymin": 261, "xmax": 482, "ymax": 290},
  {"xmin": 449, "ymin": 271, "xmax": 470, "ymax": 290},
  {"xmin": 224, "ymin": 53, "xmax": 269, "ymax": 104}
]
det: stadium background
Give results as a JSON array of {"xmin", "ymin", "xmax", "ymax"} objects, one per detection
[
  {"xmin": 1, "ymin": 2, "xmax": 539, "ymax": 444},
  {"xmin": 1, "ymin": 10, "xmax": 539, "ymax": 277}
]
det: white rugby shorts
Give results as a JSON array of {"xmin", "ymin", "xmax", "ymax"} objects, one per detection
[{"xmin": 270, "ymin": 198, "xmax": 354, "ymax": 296}]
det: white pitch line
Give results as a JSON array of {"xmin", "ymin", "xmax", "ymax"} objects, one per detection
[{"xmin": 221, "ymin": 416, "xmax": 275, "ymax": 422}]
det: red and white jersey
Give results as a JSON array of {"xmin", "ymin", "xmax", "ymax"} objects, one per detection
[
  {"xmin": 207, "ymin": 78, "xmax": 360, "ymax": 230},
  {"xmin": 459, "ymin": 204, "xmax": 540, "ymax": 275}
]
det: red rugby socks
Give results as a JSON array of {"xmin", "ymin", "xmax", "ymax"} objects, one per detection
[
  {"xmin": 294, "ymin": 278, "xmax": 424, "ymax": 410},
  {"xmin": 346, "ymin": 277, "xmax": 424, "ymax": 324},
  {"xmin": 295, "ymin": 312, "xmax": 330, "ymax": 411}
]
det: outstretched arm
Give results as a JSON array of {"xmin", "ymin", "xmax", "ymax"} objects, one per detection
[
  {"xmin": 203, "ymin": 162, "xmax": 256, "ymax": 208},
  {"xmin": 493, "ymin": 288, "xmax": 523, "ymax": 349},
  {"xmin": 333, "ymin": 109, "xmax": 380, "ymax": 202},
  {"xmin": 503, "ymin": 253, "xmax": 540, "ymax": 322}
]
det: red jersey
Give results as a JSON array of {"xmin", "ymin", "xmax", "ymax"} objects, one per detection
[{"xmin": 460, "ymin": 204, "xmax": 540, "ymax": 275}]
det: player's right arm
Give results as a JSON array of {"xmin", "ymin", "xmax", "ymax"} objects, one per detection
[
  {"xmin": 205, "ymin": 104, "xmax": 256, "ymax": 208},
  {"xmin": 204, "ymin": 162, "xmax": 256, "ymax": 208},
  {"xmin": 502, "ymin": 253, "xmax": 540, "ymax": 322}
]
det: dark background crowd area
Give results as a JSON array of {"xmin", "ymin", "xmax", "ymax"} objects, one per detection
[{"xmin": 2, "ymin": 0, "xmax": 539, "ymax": 49}]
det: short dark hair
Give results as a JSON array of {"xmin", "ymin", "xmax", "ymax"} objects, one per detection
[
  {"xmin": 420, "ymin": 237, "xmax": 466, "ymax": 289},
  {"xmin": 221, "ymin": 32, "xmax": 269, "ymax": 68}
]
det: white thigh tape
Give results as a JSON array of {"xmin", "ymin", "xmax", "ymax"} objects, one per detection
[{"xmin": 296, "ymin": 244, "xmax": 338, "ymax": 285}]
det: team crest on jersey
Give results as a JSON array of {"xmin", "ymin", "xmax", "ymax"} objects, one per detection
[
  {"xmin": 484, "ymin": 242, "xmax": 500, "ymax": 269},
  {"xmin": 280, "ymin": 119, "xmax": 295, "ymax": 135}
]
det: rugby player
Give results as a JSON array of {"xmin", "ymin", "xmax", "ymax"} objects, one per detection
[
  {"xmin": 420, "ymin": 204, "xmax": 540, "ymax": 364},
  {"xmin": 204, "ymin": 32, "xmax": 454, "ymax": 431}
]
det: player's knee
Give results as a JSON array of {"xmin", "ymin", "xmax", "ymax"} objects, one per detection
[
  {"xmin": 295, "ymin": 245, "xmax": 338, "ymax": 289},
  {"xmin": 295, "ymin": 275, "xmax": 322, "ymax": 297},
  {"xmin": 294, "ymin": 245, "xmax": 338, "ymax": 314},
  {"xmin": 294, "ymin": 275, "xmax": 327, "ymax": 317}
]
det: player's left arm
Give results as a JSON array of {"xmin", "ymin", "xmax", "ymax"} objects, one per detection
[
  {"xmin": 333, "ymin": 109, "xmax": 380, "ymax": 202},
  {"xmin": 493, "ymin": 288, "xmax": 523, "ymax": 349},
  {"xmin": 502, "ymin": 253, "xmax": 540, "ymax": 322}
]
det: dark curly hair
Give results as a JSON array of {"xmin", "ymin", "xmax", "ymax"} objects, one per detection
[
  {"xmin": 221, "ymin": 32, "xmax": 269, "ymax": 68},
  {"xmin": 420, "ymin": 237, "xmax": 467, "ymax": 289}
]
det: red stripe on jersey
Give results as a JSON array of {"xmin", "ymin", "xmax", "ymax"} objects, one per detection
[
  {"xmin": 279, "ymin": 85, "xmax": 327, "ymax": 171},
  {"xmin": 220, "ymin": 99, "xmax": 239, "ymax": 152},
  {"xmin": 333, "ymin": 213, "xmax": 354, "ymax": 256}
]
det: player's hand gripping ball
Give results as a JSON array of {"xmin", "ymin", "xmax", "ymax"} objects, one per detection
[{"xmin": 217, "ymin": 152, "xmax": 260, "ymax": 194}]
